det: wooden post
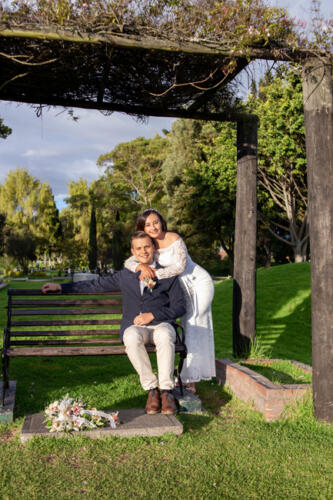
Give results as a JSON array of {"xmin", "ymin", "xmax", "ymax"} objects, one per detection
[
  {"xmin": 233, "ymin": 116, "xmax": 258, "ymax": 357},
  {"xmin": 302, "ymin": 57, "xmax": 333, "ymax": 422}
]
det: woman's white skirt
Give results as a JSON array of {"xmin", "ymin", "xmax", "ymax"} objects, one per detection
[{"xmin": 179, "ymin": 264, "xmax": 216, "ymax": 383}]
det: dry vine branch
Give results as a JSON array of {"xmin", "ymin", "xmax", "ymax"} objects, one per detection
[{"xmin": 0, "ymin": 51, "xmax": 57, "ymax": 65}]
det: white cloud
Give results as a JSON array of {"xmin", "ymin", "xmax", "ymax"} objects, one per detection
[
  {"xmin": 22, "ymin": 148, "xmax": 62, "ymax": 158},
  {"xmin": 0, "ymin": 101, "xmax": 174, "ymax": 209}
]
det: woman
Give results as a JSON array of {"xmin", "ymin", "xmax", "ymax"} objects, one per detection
[{"xmin": 125, "ymin": 208, "xmax": 215, "ymax": 393}]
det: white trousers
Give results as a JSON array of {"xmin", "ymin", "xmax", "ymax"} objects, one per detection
[{"xmin": 123, "ymin": 322, "xmax": 176, "ymax": 391}]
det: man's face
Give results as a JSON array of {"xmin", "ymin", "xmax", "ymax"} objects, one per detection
[{"xmin": 131, "ymin": 236, "xmax": 155, "ymax": 265}]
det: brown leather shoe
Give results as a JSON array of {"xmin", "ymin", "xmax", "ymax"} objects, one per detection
[
  {"xmin": 145, "ymin": 388, "xmax": 161, "ymax": 414},
  {"xmin": 161, "ymin": 390, "xmax": 178, "ymax": 415}
]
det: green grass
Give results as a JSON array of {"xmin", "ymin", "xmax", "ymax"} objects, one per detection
[
  {"xmin": 240, "ymin": 360, "xmax": 312, "ymax": 385},
  {"xmin": 1, "ymin": 264, "xmax": 333, "ymax": 500},
  {"xmin": 212, "ymin": 262, "xmax": 312, "ymax": 364}
]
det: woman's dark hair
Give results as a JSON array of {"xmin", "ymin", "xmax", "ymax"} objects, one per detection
[{"xmin": 135, "ymin": 209, "xmax": 168, "ymax": 233}]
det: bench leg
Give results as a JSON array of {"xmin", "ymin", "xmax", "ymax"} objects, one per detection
[
  {"xmin": 1, "ymin": 354, "xmax": 9, "ymax": 407},
  {"xmin": 176, "ymin": 356, "xmax": 186, "ymax": 396}
]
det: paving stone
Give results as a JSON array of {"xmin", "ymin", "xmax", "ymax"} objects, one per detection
[
  {"xmin": 173, "ymin": 387, "xmax": 202, "ymax": 413},
  {"xmin": 20, "ymin": 408, "xmax": 183, "ymax": 443},
  {"xmin": 0, "ymin": 381, "xmax": 16, "ymax": 423}
]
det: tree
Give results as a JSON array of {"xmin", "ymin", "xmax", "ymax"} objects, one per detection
[
  {"xmin": 61, "ymin": 178, "xmax": 91, "ymax": 266},
  {"xmin": 248, "ymin": 65, "xmax": 308, "ymax": 262},
  {"xmin": 0, "ymin": 213, "xmax": 6, "ymax": 256},
  {"xmin": 5, "ymin": 231, "xmax": 36, "ymax": 274},
  {"xmin": 162, "ymin": 119, "xmax": 237, "ymax": 273},
  {"xmin": 88, "ymin": 204, "xmax": 98, "ymax": 272},
  {"xmin": 0, "ymin": 118, "xmax": 11, "ymax": 139},
  {"xmin": 97, "ymin": 135, "xmax": 169, "ymax": 209},
  {"xmin": 0, "ymin": 168, "xmax": 61, "ymax": 260}
]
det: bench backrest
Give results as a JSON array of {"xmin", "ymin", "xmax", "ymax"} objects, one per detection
[
  {"xmin": 4, "ymin": 288, "xmax": 186, "ymax": 357},
  {"xmin": 4, "ymin": 288, "xmax": 125, "ymax": 355}
]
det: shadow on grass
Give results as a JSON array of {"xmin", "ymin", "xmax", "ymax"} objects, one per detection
[
  {"xmin": 241, "ymin": 363, "xmax": 311, "ymax": 385},
  {"xmin": 10, "ymin": 355, "xmax": 149, "ymax": 418},
  {"xmin": 179, "ymin": 412, "xmax": 213, "ymax": 432},
  {"xmin": 212, "ymin": 263, "xmax": 312, "ymax": 364},
  {"xmin": 196, "ymin": 380, "xmax": 232, "ymax": 415},
  {"xmin": 8, "ymin": 358, "xmax": 226, "ymax": 435}
]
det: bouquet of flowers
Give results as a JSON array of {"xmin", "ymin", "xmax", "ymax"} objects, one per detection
[{"xmin": 44, "ymin": 395, "xmax": 119, "ymax": 433}]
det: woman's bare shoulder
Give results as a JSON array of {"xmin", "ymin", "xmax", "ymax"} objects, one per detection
[{"xmin": 165, "ymin": 232, "xmax": 181, "ymax": 243}]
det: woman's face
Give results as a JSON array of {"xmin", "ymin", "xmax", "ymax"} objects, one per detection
[{"xmin": 144, "ymin": 213, "xmax": 163, "ymax": 239}]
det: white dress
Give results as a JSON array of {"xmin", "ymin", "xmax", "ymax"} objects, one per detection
[{"xmin": 125, "ymin": 238, "xmax": 216, "ymax": 383}]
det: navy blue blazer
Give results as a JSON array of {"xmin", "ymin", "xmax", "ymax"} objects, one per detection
[{"xmin": 61, "ymin": 268, "xmax": 186, "ymax": 341}]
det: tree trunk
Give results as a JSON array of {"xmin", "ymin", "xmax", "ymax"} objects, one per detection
[
  {"xmin": 233, "ymin": 116, "xmax": 258, "ymax": 357},
  {"xmin": 293, "ymin": 239, "xmax": 307, "ymax": 263},
  {"xmin": 302, "ymin": 57, "xmax": 333, "ymax": 422}
]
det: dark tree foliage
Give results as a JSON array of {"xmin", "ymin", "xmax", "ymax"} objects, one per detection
[
  {"xmin": 111, "ymin": 211, "xmax": 128, "ymax": 271},
  {"xmin": 0, "ymin": 213, "xmax": 6, "ymax": 255},
  {"xmin": 88, "ymin": 205, "xmax": 98, "ymax": 272},
  {"xmin": 0, "ymin": 117, "xmax": 11, "ymax": 139},
  {"xmin": 5, "ymin": 231, "xmax": 36, "ymax": 273}
]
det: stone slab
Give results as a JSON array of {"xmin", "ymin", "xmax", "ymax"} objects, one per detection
[
  {"xmin": 0, "ymin": 381, "xmax": 17, "ymax": 423},
  {"xmin": 173, "ymin": 387, "xmax": 202, "ymax": 412},
  {"xmin": 216, "ymin": 359, "xmax": 311, "ymax": 421},
  {"xmin": 20, "ymin": 408, "xmax": 183, "ymax": 443}
]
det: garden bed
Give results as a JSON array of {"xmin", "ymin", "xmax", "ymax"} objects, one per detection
[{"xmin": 215, "ymin": 358, "xmax": 312, "ymax": 421}]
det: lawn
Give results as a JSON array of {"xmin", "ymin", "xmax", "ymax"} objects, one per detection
[
  {"xmin": 1, "ymin": 264, "xmax": 333, "ymax": 500},
  {"xmin": 213, "ymin": 262, "xmax": 312, "ymax": 364}
]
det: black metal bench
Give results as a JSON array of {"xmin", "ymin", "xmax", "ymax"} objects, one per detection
[{"xmin": 1, "ymin": 288, "xmax": 187, "ymax": 406}]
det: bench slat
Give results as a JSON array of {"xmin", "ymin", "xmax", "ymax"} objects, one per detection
[
  {"xmin": 10, "ymin": 329, "xmax": 120, "ymax": 337},
  {"xmin": 11, "ymin": 319, "xmax": 121, "ymax": 326},
  {"xmin": 8, "ymin": 289, "xmax": 122, "ymax": 296},
  {"xmin": 6, "ymin": 345, "xmax": 144, "ymax": 356},
  {"xmin": 11, "ymin": 339, "xmax": 123, "ymax": 345},
  {"xmin": 6, "ymin": 344, "xmax": 185, "ymax": 356},
  {"xmin": 12, "ymin": 308, "xmax": 123, "ymax": 316},
  {"xmin": 11, "ymin": 299, "xmax": 122, "ymax": 307}
]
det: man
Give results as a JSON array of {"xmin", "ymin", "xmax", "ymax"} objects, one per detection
[{"xmin": 42, "ymin": 231, "xmax": 186, "ymax": 415}]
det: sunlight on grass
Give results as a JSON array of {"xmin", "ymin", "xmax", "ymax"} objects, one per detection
[
  {"xmin": 213, "ymin": 262, "xmax": 312, "ymax": 364},
  {"xmin": 1, "ymin": 265, "xmax": 332, "ymax": 500},
  {"xmin": 271, "ymin": 288, "xmax": 311, "ymax": 320}
]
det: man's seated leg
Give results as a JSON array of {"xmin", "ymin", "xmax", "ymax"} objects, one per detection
[
  {"xmin": 152, "ymin": 323, "xmax": 178, "ymax": 415},
  {"xmin": 123, "ymin": 325, "xmax": 161, "ymax": 414}
]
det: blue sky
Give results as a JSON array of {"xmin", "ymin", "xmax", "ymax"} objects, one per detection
[{"xmin": 0, "ymin": 0, "xmax": 332, "ymax": 211}]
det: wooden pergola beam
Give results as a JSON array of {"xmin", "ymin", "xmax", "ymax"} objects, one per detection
[
  {"xmin": 0, "ymin": 26, "xmax": 316, "ymax": 61},
  {"xmin": 233, "ymin": 116, "xmax": 258, "ymax": 356},
  {"xmin": 0, "ymin": 93, "xmax": 257, "ymax": 122},
  {"xmin": 302, "ymin": 57, "xmax": 333, "ymax": 422}
]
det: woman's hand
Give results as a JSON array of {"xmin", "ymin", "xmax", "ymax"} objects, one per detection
[{"xmin": 135, "ymin": 264, "xmax": 156, "ymax": 281}]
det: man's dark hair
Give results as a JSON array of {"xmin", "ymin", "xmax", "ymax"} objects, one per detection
[{"xmin": 130, "ymin": 231, "xmax": 155, "ymax": 248}]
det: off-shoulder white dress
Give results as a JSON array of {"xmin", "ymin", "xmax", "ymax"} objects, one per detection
[{"xmin": 125, "ymin": 238, "xmax": 216, "ymax": 383}]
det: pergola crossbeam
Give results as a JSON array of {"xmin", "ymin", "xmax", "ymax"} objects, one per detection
[{"xmin": 0, "ymin": 26, "xmax": 318, "ymax": 61}]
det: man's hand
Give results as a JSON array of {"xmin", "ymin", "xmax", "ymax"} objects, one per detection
[
  {"xmin": 134, "ymin": 313, "xmax": 154, "ymax": 326},
  {"xmin": 42, "ymin": 283, "xmax": 61, "ymax": 294},
  {"xmin": 135, "ymin": 264, "xmax": 156, "ymax": 281}
]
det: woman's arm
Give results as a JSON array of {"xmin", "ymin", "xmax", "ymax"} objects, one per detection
[
  {"xmin": 155, "ymin": 238, "xmax": 187, "ymax": 279},
  {"xmin": 124, "ymin": 255, "xmax": 156, "ymax": 280},
  {"xmin": 124, "ymin": 255, "xmax": 140, "ymax": 272}
]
